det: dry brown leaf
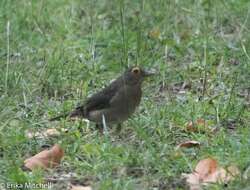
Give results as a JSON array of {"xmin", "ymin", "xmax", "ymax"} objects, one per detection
[
  {"xmin": 24, "ymin": 144, "xmax": 64, "ymax": 170},
  {"xmin": 45, "ymin": 128, "xmax": 61, "ymax": 136},
  {"xmin": 26, "ymin": 131, "xmax": 40, "ymax": 139},
  {"xmin": 183, "ymin": 157, "xmax": 240, "ymax": 190},
  {"xmin": 195, "ymin": 158, "xmax": 218, "ymax": 180},
  {"xmin": 203, "ymin": 167, "xmax": 226, "ymax": 183},
  {"xmin": 183, "ymin": 173, "xmax": 200, "ymax": 190},
  {"xmin": 185, "ymin": 118, "xmax": 208, "ymax": 133},
  {"xmin": 203, "ymin": 165, "xmax": 239, "ymax": 184},
  {"xmin": 26, "ymin": 128, "xmax": 61, "ymax": 139},
  {"xmin": 226, "ymin": 165, "xmax": 241, "ymax": 181},
  {"xmin": 177, "ymin": 140, "xmax": 200, "ymax": 149},
  {"xmin": 71, "ymin": 185, "xmax": 92, "ymax": 190},
  {"xmin": 148, "ymin": 28, "xmax": 160, "ymax": 39}
]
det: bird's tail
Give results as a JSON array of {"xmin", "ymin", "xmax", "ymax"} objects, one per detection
[
  {"xmin": 49, "ymin": 106, "xmax": 85, "ymax": 121},
  {"xmin": 68, "ymin": 108, "xmax": 84, "ymax": 118}
]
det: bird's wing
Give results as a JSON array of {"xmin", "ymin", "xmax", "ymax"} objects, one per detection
[{"xmin": 70, "ymin": 77, "xmax": 123, "ymax": 117}]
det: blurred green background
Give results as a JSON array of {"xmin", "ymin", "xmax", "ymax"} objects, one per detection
[{"xmin": 0, "ymin": 0, "xmax": 249, "ymax": 189}]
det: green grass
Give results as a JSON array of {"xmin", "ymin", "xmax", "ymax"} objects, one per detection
[{"xmin": 0, "ymin": 0, "xmax": 250, "ymax": 189}]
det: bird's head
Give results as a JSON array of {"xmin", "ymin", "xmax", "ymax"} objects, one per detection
[{"xmin": 123, "ymin": 66, "xmax": 155, "ymax": 85}]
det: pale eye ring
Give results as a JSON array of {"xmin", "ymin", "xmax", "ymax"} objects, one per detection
[{"xmin": 131, "ymin": 67, "xmax": 140, "ymax": 74}]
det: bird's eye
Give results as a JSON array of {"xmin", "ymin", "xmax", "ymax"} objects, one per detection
[{"xmin": 131, "ymin": 67, "xmax": 140, "ymax": 74}]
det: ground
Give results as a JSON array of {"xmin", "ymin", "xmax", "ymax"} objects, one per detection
[{"xmin": 0, "ymin": 0, "xmax": 250, "ymax": 190}]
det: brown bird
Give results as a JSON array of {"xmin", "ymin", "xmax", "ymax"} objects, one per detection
[{"xmin": 50, "ymin": 66, "xmax": 154, "ymax": 130}]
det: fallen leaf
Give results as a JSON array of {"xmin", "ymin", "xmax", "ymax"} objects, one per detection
[
  {"xmin": 226, "ymin": 165, "xmax": 241, "ymax": 181},
  {"xmin": 183, "ymin": 158, "xmax": 240, "ymax": 190},
  {"xmin": 45, "ymin": 128, "xmax": 61, "ymax": 136},
  {"xmin": 177, "ymin": 140, "xmax": 200, "ymax": 149},
  {"xmin": 183, "ymin": 173, "xmax": 200, "ymax": 190},
  {"xmin": 185, "ymin": 118, "xmax": 208, "ymax": 133},
  {"xmin": 194, "ymin": 158, "xmax": 218, "ymax": 181},
  {"xmin": 71, "ymin": 185, "xmax": 92, "ymax": 190},
  {"xmin": 24, "ymin": 144, "xmax": 64, "ymax": 170},
  {"xmin": 26, "ymin": 131, "xmax": 40, "ymax": 139},
  {"xmin": 26, "ymin": 128, "xmax": 61, "ymax": 139},
  {"xmin": 148, "ymin": 28, "xmax": 160, "ymax": 39}
]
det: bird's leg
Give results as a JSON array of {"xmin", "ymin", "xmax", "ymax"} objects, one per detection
[
  {"xmin": 77, "ymin": 119, "xmax": 84, "ymax": 134},
  {"xmin": 116, "ymin": 123, "xmax": 122, "ymax": 133},
  {"xmin": 96, "ymin": 123, "xmax": 104, "ymax": 134}
]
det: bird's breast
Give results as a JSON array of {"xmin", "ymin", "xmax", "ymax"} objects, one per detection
[{"xmin": 114, "ymin": 85, "xmax": 142, "ymax": 114}]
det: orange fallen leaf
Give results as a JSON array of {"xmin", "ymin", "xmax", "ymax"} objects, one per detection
[
  {"xmin": 24, "ymin": 144, "xmax": 64, "ymax": 170},
  {"xmin": 71, "ymin": 185, "xmax": 92, "ymax": 190},
  {"xmin": 186, "ymin": 118, "xmax": 208, "ymax": 133},
  {"xmin": 177, "ymin": 140, "xmax": 200, "ymax": 148},
  {"xmin": 183, "ymin": 157, "xmax": 240, "ymax": 190},
  {"xmin": 194, "ymin": 158, "xmax": 218, "ymax": 180}
]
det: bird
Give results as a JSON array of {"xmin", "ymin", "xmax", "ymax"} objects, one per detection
[{"xmin": 50, "ymin": 66, "xmax": 155, "ymax": 130}]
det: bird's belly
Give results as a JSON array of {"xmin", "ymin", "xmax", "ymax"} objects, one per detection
[
  {"xmin": 87, "ymin": 105, "xmax": 136, "ymax": 124},
  {"xmin": 87, "ymin": 87, "xmax": 141, "ymax": 124}
]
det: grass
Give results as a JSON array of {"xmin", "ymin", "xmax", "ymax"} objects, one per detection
[{"xmin": 0, "ymin": 0, "xmax": 250, "ymax": 189}]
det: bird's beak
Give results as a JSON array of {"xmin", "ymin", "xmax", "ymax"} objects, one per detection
[{"xmin": 143, "ymin": 69, "xmax": 156, "ymax": 77}]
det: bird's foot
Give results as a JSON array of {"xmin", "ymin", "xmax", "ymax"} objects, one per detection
[
  {"xmin": 96, "ymin": 124, "xmax": 104, "ymax": 134},
  {"xmin": 116, "ymin": 123, "xmax": 122, "ymax": 133}
]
